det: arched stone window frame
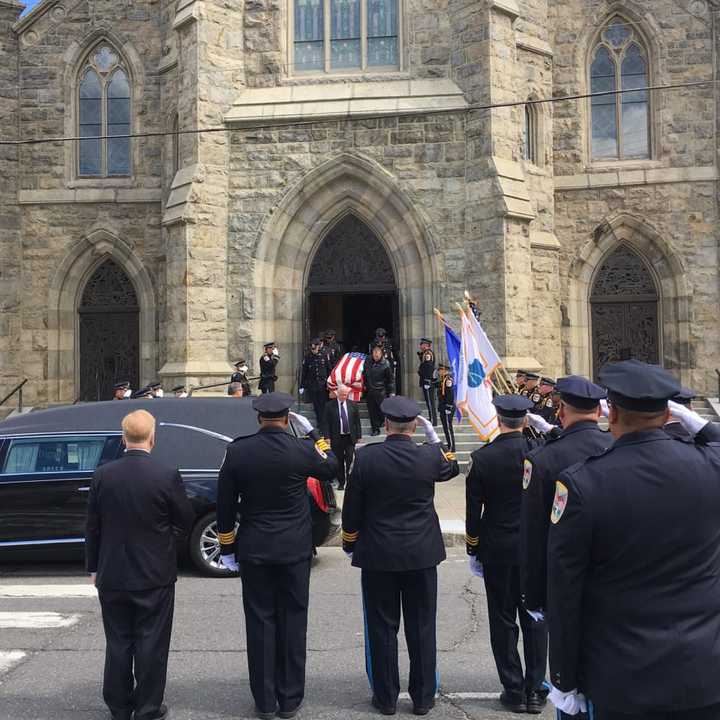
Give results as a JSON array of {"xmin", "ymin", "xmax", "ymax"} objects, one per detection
[
  {"xmin": 62, "ymin": 30, "xmax": 144, "ymax": 188},
  {"xmin": 583, "ymin": 7, "xmax": 659, "ymax": 165},
  {"xmin": 47, "ymin": 228, "xmax": 157, "ymax": 403},
  {"xmin": 523, "ymin": 99, "xmax": 543, "ymax": 167}
]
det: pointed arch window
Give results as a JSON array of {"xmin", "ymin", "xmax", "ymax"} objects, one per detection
[
  {"xmin": 523, "ymin": 102, "xmax": 541, "ymax": 165},
  {"xmin": 590, "ymin": 17, "xmax": 650, "ymax": 161},
  {"xmin": 78, "ymin": 44, "xmax": 131, "ymax": 177}
]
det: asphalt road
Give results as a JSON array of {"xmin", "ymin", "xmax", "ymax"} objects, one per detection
[{"xmin": 0, "ymin": 548, "xmax": 554, "ymax": 720}]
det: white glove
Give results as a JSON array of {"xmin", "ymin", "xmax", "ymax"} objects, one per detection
[
  {"xmin": 219, "ymin": 554, "xmax": 240, "ymax": 573},
  {"xmin": 343, "ymin": 550, "xmax": 353, "ymax": 561},
  {"xmin": 155, "ymin": 389, "xmax": 164, "ymax": 398},
  {"xmin": 668, "ymin": 400, "xmax": 707, "ymax": 436},
  {"xmin": 526, "ymin": 608, "xmax": 545, "ymax": 623},
  {"xmin": 468, "ymin": 556, "xmax": 484, "ymax": 578},
  {"xmin": 416, "ymin": 414, "xmax": 440, "ymax": 444},
  {"xmin": 289, "ymin": 411, "xmax": 314, "ymax": 436},
  {"xmin": 599, "ymin": 398, "xmax": 610, "ymax": 417},
  {"xmin": 272, "ymin": 348, "xmax": 279, "ymax": 357},
  {"xmin": 548, "ymin": 687, "xmax": 587, "ymax": 715},
  {"xmin": 123, "ymin": 389, "xmax": 132, "ymax": 399},
  {"xmin": 299, "ymin": 388, "xmax": 305, "ymax": 395},
  {"xmin": 239, "ymin": 365, "xmax": 249, "ymax": 374},
  {"xmin": 527, "ymin": 412, "xmax": 555, "ymax": 434}
]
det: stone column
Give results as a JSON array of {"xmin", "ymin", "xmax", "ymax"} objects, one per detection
[
  {"xmin": 0, "ymin": 1, "xmax": 23, "ymax": 398},
  {"xmin": 159, "ymin": 0, "xmax": 245, "ymax": 388}
]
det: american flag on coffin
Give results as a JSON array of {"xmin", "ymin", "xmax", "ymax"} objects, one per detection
[{"xmin": 327, "ymin": 352, "xmax": 366, "ymax": 402}]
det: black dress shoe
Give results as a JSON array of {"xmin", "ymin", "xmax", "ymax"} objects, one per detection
[
  {"xmin": 278, "ymin": 700, "xmax": 303, "ymax": 718},
  {"xmin": 255, "ymin": 707, "xmax": 276, "ymax": 720},
  {"xmin": 526, "ymin": 690, "xmax": 546, "ymax": 715},
  {"xmin": 371, "ymin": 696, "xmax": 397, "ymax": 715},
  {"xmin": 413, "ymin": 698, "xmax": 436, "ymax": 715},
  {"xmin": 500, "ymin": 690, "xmax": 526, "ymax": 713},
  {"xmin": 371, "ymin": 429, "xmax": 381, "ymax": 436},
  {"xmin": 134, "ymin": 705, "xmax": 168, "ymax": 720}
]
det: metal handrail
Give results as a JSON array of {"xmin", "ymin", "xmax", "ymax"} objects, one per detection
[{"xmin": 0, "ymin": 378, "xmax": 28, "ymax": 412}]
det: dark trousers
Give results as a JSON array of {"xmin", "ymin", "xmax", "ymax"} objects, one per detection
[
  {"xmin": 422, "ymin": 384, "xmax": 438, "ymax": 425},
  {"xmin": 259, "ymin": 379, "xmax": 275, "ymax": 394},
  {"xmin": 593, "ymin": 704, "xmax": 720, "ymax": 720},
  {"xmin": 240, "ymin": 560, "xmax": 311, "ymax": 714},
  {"xmin": 367, "ymin": 390, "xmax": 386, "ymax": 433},
  {"xmin": 308, "ymin": 389, "xmax": 328, "ymax": 435},
  {"xmin": 483, "ymin": 563, "xmax": 547, "ymax": 694},
  {"xmin": 361, "ymin": 567, "xmax": 438, "ymax": 710},
  {"xmin": 98, "ymin": 584, "xmax": 175, "ymax": 720},
  {"xmin": 439, "ymin": 405, "xmax": 456, "ymax": 452},
  {"xmin": 330, "ymin": 435, "xmax": 355, "ymax": 489}
]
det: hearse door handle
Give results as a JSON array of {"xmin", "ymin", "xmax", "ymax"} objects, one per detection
[{"xmin": 77, "ymin": 486, "xmax": 90, "ymax": 493}]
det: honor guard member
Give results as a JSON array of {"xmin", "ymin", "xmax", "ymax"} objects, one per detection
[
  {"xmin": 112, "ymin": 382, "xmax": 131, "ymax": 400},
  {"xmin": 465, "ymin": 395, "xmax": 548, "ymax": 714},
  {"xmin": 515, "ymin": 370, "xmax": 528, "ymax": 395},
  {"xmin": 363, "ymin": 344, "xmax": 396, "ymax": 436},
  {"xmin": 547, "ymin": 360, "xmax": 720, "ymax": 720},
  {"xmin": 341, "ymin": 396, "xmax": 459, "ymax": 716},
  {"xmin": 300, "ymin": 339, "xmax": 331, "ymax": 436},
  {"xmin": 437, "ymin": 364, "xmax": 456, "ymax": 452},
  {"xmin": 418, "ymin": 339, "xmax": 438, "ymax": 426},
  {"xmin": 664, "ymin": 387, "xmax": 696, "ymax": 440},
  {"xmin": 259, "ymin": 343, "xmax": 279, "ymax": 394},
  {"xmin": 520, "ymin": 376, "xmax": 610, "ymax": 615},
  {"xmin": 324, "ymin": 329, "xmax": 343, "ymax": 367},
  {"xmin": 216, "ymin": 393, "xmax": 338, "ymax": 720},
  {"xmin": 535, "ymin": 378, "xmax": 558, "ymax": 424},
  {"xmin": 171, "ymin": 385, "xmax": 188, "ymax": 398},
  {"xmin": 231, "ymin": 359, "xmax": 252, "ymax": 397},
  {"xmin": 131, "ymin": 385, "xmax": 153, "ymax": 399},
  {"xmin": 522, "ymin": 372, "xmax": 541, "ymax": 402},
  {"xmin": 371, "ymin": 328, "xmax": 398, "ymax": 369}
]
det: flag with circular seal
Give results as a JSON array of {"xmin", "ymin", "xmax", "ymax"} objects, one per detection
[
  {"xmin": 551, "ymin": 481, "xmax": 569, "ymax": 524},
  {"xmin": 523, "ymin": 460, "xmax": 533, "ymax": 490}
]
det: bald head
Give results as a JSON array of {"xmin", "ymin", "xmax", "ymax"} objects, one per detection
[
  {"xmin": 121, "ymin": 410, "xmax": 156, "ymax": 450},
  {"xmin": 337, "ymin": 385, "xmax": 350, "ymax": 402}
]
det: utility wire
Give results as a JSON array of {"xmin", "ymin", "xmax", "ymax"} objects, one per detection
[{"xmin": 0, "ymin": 78, "xmax": 715, "ymax": 147}]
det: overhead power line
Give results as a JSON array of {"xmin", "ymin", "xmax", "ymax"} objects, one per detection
[{"xmin": 0, "ymin": 78, "xmax": 715, "ymax": 147}]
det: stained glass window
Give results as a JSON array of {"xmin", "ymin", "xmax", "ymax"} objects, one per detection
[
  {"xmin": 590, "ymin": 17, "xmax": 650, "ymax": 160},
  {"xmin": 77, "ymin": 44, "xmax": 132, "ymax": 177},
  {"xmin": 293, "ymin": 0, "xmax": 399, "ymax": 73}
]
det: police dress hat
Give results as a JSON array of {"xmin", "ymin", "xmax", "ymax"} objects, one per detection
[
  {"xmin": 524, "ymin": 372, "xmax": 540, "ymax": 380},
  {"xmin": 263, "ymin": 341, "xmax": 275, "ymax": 348},
  {"xmin": 555, "ymin": 375, "xmax": 607, "ymax": 410},
  {"xmin": 492, "ymin": 395, "xmax": 534, "ymax": 418},
  {"xmin": 310, "ymin": 337, "xmax": 322, "ymax": 346},
  {"xmin": 325, "ymin": 329, "xmax": 336, "ymax": 337},
  {"xmin": 252, "ymin": 392, "xmax": 294, "ymax": 418},
  {"xmin": 113, "ymin": 381, "xmax": 130, "ymax": 391},
  {"xmin": 420, "ymin": 338, "xmax": 432, "ymax": 344},
  {"xmin": 171, "ymin": 385, "xmax": 186, "ymax": 393},
  {"xmin": 234, "ymin": 359, "xmax": 246, "ymax": 368},
  {"xmin": 598, "ymin": 359, "xmax": 681, "ymax": 412},
  {"xmin": 539, "ymin": 377, "xmax": 556, "ymax": 387},
  {"xmin": 150, "ymin": 382, "xmax": 163, "ymax": 390},
  {"xmin": 381, "ymin": 395, "xmax": 422, "ymax": 423},
  {"xmin": 672, "ymin": 387, "xmax": 696, "ymax": 407},
  {"xmin": 375, "ymin": 328, "xmax": 387, "ymax": 336},
  {"xmin": 515, "ymin": 369, "xmax": 527, "ymax": 376}
]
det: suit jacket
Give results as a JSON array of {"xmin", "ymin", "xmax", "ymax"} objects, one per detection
[
  {"xmin": 548, "ymin": 423, "xmax": 720, "ymax": 712},
  {"xmin": 324, "ymin": 399, "xmax": 362, "ymax": 446},
  {"xmin": 217, "ymin": 427, "xmax": 338, "ymax": 564},
  {"xmin": 85, "ymin": 449, "xmax": 195, "ymax": 591},
  {"xmin": 342, "ymin": 435, "xmax": 459, "ymax": 571}
]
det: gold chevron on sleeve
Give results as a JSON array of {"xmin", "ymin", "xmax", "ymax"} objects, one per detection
[
  {"xmin": 218, "ymin": 531, "xmax": 236, "ymax": 544},
  {"xmin": 443, "ymin": 451, "xmax": 457, "ymax": 462},
  {"xmin": 342, "ymin": 530, "xmax": 359, "ymax": 542},
  {"xmin": 465, "ymin": 534, "xmax": 479, "ymax": 547}
]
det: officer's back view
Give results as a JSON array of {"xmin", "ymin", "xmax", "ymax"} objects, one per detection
[
  {"xmin": 216, "ymin": 393, "xmax": 338, "ymax": 720},
  {"xmin": 547, "ymin": 360, "xmax": 720, "ymax": 719}
]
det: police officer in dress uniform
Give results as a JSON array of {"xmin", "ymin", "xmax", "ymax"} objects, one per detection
[
  {"xmin": 363, "ymin": 344, "xmax": 396, "ymax": 436},
  {"xmin": 520, "ymin": 376, "xmax": 611, "ymax": 616},
  {"xmin": 259, "ymin": 343, "xmax": 279, "ymax": 394},
  {"xmin": 437, "ymin": 364, "xmax": 456, "ymax": 452},
  {"xmin": 370, "ymin": 328, "xmax": 399, "ymax": 385},
  {"xmin": 515, "ymin": 370, "xmax": 528, "ymax": 395},
  {"xmin": 342, "ymin": 396, "xmax": 459, "ymax": 716},
  {"xmin": 418, "ymin": 339, "xmax": 438, "ymax": 426},
  {"xmin": 231, "ymin": 359, "xmax": 253, "ymax": 397},
  {"xmin": 522, "ymin": 372, "xmax": 541, "ymax": 402},
  {"xmin": 535, "ymin": 378, "xmax": 558, "ymax": 424},
  {"xmin": 324, "ymin": 329, "xmax": 343, "ymax": 368},
  {"xmin": 300, "ymin": 338, "xmax": 331, "ymax": 436},
  {"xmin": 664, "ymin": 387, "xmax": 696, "ymax": 440},
  {"xmin": 112, "ymin": 382, "xmax": 131, "ymax": 400},
  {"xmin": 465, "ymin": 395, "xmax": 549, "ymax": 714},
  {"xmin": 216, "ymin": 393, "xmax": 338, "ymax": 720},
  {"xmin": 547, "ymin": 360, "xmax": 720, "ymax": 720},
  {"xmin": 171, "ymin": 385, "xmax": 188, "ymax": 398}
]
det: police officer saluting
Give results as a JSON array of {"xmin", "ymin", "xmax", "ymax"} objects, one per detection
[
  {"xmin": 465, "ymin": 395, "xmax": 548, "ymax": 714},
  {"xmin": 342, "ymin": 396, "xmax": 459, "ymax": 716},
  {"xmin": 520, "ymin": 376, "xmax": 611, "ymax": 615},
  {"xmin": 259, "ymin": 343, "xmax": 279, "ymax": 394},
  {"xmin": 547, "ymin": 360, "xmax": 720, "ymax": 719},
  {"xmin": 216, "ymin": 393, "xmax": 338, "ymax": 719},
  {"xmin": 664, "ymin": 386, "xmax": 696, "ymax": 440}
]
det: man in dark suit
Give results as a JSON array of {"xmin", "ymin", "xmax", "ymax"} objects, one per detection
[
  {"xmin": 86, "ymin": 409, "xmax": 194, "ymax": 720},
  {"xmin": 216, "ymin": 393, "xmax": 338, "ymax": 720},
  {"xmin": 548, "ymin": 360, "xmax": 720, "ymax": 720},
  {"xmin": 323, "ymin": 383, "xmax": 362, "ymax": 490},
  {"xmin": 342, "ymin": 396, "xmax": 459, "ymax": 716},
  {"xmin": 465, "ymin": 395, "xmax": 548, "ymax": 714}
]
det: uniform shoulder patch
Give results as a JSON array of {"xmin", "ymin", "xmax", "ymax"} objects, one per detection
[
  {"xmin": 523, "ymin": 459, "xmax": 533, "ymax": 490},
  {"xmin": 315, "ymin": 438, "xmax": 330, "ymax": 458},
  {"xmin": 551, "ymin": 481, "xmax": 569, "ymax": 524}
]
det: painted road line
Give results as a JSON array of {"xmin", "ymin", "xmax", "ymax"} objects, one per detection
[
  {"xmin": 0, "ymin": 584, "xmax": 97, "ymax": 599},
  {"xmin": 0, "ymin": 612, "xmax": 81, "ymax": 629},
  {"xmin": 0, "ymin": 651, "xmax": 26, "ymax": 676}
]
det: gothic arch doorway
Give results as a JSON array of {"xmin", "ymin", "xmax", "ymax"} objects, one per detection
[
  {"xmin": 590, "ymin": 243, "xmax": 660, "ymax": 377},
  {"xmin": 78, "ymin": 259, "xmax": 140, "ymax": 400},
  {"xmin": 305, "ymin": 213, "xmax": 399, "ymax": 356}
]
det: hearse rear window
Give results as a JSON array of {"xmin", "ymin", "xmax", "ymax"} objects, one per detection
[{"xmin": 1, "ymin": 436, "xmax": 117, "ymax": 474}]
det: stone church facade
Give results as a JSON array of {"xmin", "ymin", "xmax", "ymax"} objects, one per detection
[{"xmin": 0, "ymin": 0, "xmax": 717, "ymax": 404}]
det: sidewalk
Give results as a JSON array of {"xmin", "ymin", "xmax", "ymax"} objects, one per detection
[{"xmin": 331, "ymin": 472, "xmax": 467, "ymax": 548}]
